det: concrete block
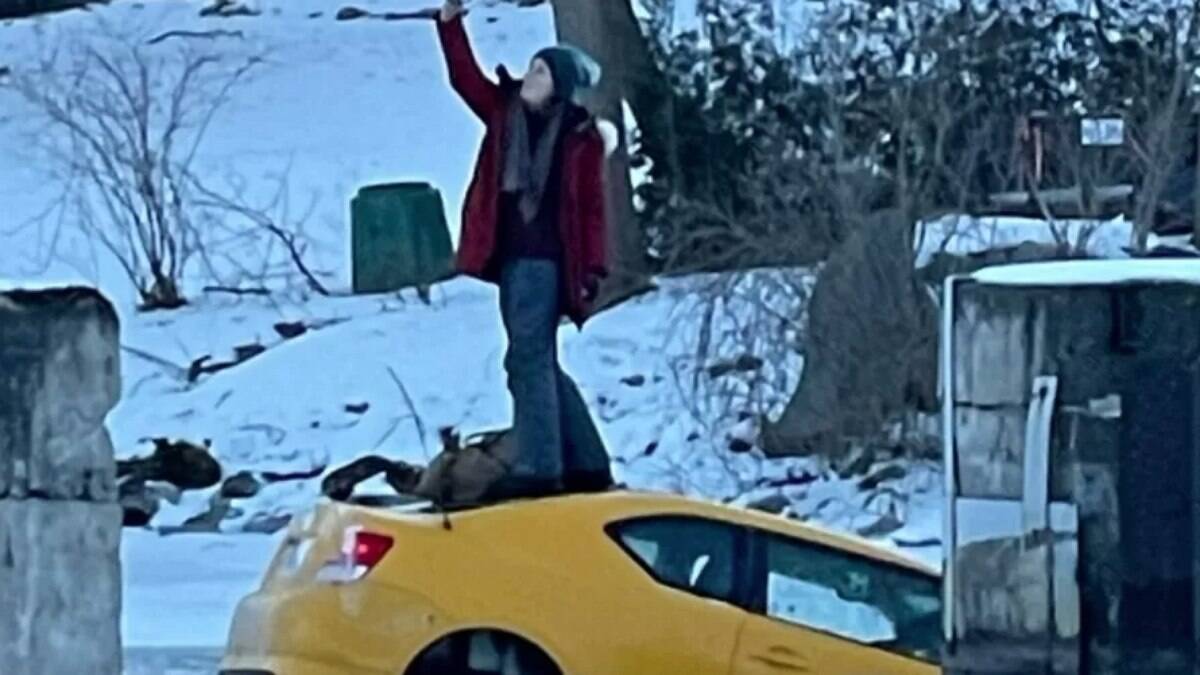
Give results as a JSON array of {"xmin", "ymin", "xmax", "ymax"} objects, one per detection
[
  {"xmin": 0, "ymin": 288, "xmax": 120, "ymax": 501},
  {"xmin": 0, "ymin": 499, "xmax": 122, "ymax": 675},
  {"xmin": 955, "ymin": 406, "xmax": 1026, "ymax": 499}
]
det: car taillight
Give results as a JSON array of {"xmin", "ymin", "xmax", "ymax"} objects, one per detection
[
  {"xmin": 352, "ymin": 530, "xmax": 394, "ymax": 568},
  {"xmin": 316, "ymin": 526, "xmax": 393, "ymax": 584}
]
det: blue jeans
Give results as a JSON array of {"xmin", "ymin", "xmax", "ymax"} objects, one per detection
[{"xmin": 499, "ymin": 258, "xmax": 609, "ymax": 482}]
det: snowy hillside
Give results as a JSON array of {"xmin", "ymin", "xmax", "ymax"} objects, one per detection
[
  {"xmin": 107, "ymin": 265, "xmax": 942, "ymax": 526},
  {"xmin": 0, "ymin": 0, "xmax": 556, "ymax": 303}
]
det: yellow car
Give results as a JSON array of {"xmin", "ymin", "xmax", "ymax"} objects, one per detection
[{"xmin": 220, "ymin": 491, "xmax": 941, "ymax": 675}]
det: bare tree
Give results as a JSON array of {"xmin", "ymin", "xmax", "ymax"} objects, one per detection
[
  {"xmin": 1121, "ymin": 6, "xmax": 1200, "ymax": 249},
  {"xmin": 990, "ymin": 1, "xmax": 1200, "ymax": 252},
  {"xmin": 190, "ymin": 168, "xmax": 334, "ymax": 298},
  {"xmin": 3, "ymin": 23, "xmax": 262, "ymax": 309}
]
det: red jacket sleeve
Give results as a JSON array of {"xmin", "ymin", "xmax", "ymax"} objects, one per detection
[
  {"xmin": 436, "ymin": 16, "xmax": 502, "ymax": 121},
  {"xmin": 579, "ymin": 133, "xmax": 609, "ymax": 277}
]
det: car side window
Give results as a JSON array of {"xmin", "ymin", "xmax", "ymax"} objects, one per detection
[
  {"xmin": 609, "ymin": 516, "xmax": 741, "ymax": 605},
  {"xmin": 759, "ymin": 534, "xmax": 942, "ymax": 663}
]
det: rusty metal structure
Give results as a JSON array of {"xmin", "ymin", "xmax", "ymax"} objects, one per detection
[{"xmin": 941, "ymin": 260, "xmax": 1200, "ymax": 675}]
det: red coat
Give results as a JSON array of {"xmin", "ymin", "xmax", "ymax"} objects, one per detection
[{"xmin": 437, "ymin": 16, "xmax": 609, "ymax": 327}]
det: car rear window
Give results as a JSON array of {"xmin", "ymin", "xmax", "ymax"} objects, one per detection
[{"xmin": 609, "ymin": 516, "xmax": 742, "ymax": 605}]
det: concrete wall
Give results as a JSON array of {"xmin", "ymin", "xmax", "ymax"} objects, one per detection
[
  {"xmin": 0, "ymin": 287, "xmax": 122, "ymax": 675},
  {"xmin": 946, "ymin": 281, "xmax": 1200, "ymax": 675}
]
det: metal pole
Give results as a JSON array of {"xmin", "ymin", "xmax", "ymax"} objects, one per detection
[{"xmin": 941, "ymin": 275, "xmax": 961, "ymax": 656}]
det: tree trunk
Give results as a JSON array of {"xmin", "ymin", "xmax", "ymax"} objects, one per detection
[
  {"xmin": 762, "ymin": 209, "xmax": 940, "ymax": 458},
  {"xmin": 549, "ymin": 0, "xmax": 670, "ymax": 301}
]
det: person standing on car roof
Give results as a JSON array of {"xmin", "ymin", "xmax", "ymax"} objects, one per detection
[{"xmin": 434, "ymin": 0, "xmax": 616, "ymax": 501}]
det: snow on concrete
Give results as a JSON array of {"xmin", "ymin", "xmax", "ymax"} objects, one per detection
[{"xmin": 972, "ymin": 258, "xmax": 1200, "ymax": 287}]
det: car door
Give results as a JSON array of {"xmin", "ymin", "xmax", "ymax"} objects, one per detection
[
  {"xmin": 606, "ymin": 515, "xmax": 751, "ymax": 675},
  {"xmin": 732, "ymin": 530, "xmax": 942, "ymax": 675}
]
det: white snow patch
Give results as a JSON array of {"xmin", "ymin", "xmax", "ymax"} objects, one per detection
[
  {"xmin": 914, "ymin": 215, "xmax": 1133, "ymax": 268},
  {"xmin": 728, "ymin": 417, "xmax": 759, "ymax": 445},
  {"xmin": 122, "ymin": 530, "xmax": 281, "ymax": 648},
  {"xmin": 596, "ymin": 118, "xmax": 621, "ymax": 157},
  {"xmin": 633, "ymin": 0, "xmax": 702, "ymax": 35},
  {"xmin": 972, "ymin": 258, "xmax": 1200, "ymax": 287},
  {"xmin": 1147, "ymin": 233, "xmax": 1200, "ymax": 253}
]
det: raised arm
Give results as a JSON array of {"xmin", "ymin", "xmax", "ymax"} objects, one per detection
[{"xmin": 436, "ymin": 1, "xmax": 502, "ymax": 121}]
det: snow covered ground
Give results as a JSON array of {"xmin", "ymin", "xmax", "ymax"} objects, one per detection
[
  {"xmin": 123, "ymin": 647, "xmax": 223, "ymax": 675},
  {"xmin": 0, "ymin": 0, "xmax": 557, "ymax": 302},
  {"xmin": 0, "ymin": 0, "xmax": 943, "ymax": 666},
  {"xmin": 121, "ymin": 529, "xmax": 283, "ymax": 648}
]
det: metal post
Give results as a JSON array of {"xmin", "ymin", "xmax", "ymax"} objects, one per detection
[{"xmin": 941, "ymin": 275, "xmax": 961, "ymax": 652}]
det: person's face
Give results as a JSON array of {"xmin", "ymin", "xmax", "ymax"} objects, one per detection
[{"xmin": 520, "ymin": 58, "xmax": 555, "ymax": 109}]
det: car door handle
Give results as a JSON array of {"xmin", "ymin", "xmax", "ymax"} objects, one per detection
[
  {"xmin": 750, "ymin": 655, "xmax": 810, "ymax": 672},
  {"xmin": 750, "ymin": 646, "xmax": 811, "ymax": 672}
]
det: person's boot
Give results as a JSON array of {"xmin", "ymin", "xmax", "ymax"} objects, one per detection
[{"xmin": 484, "ymin": 474, "xmax": 563, "ymax": 503}]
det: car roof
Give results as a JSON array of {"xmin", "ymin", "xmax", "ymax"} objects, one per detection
[{"xmin": 441, "ymin": 489, "xmax": 940, "ymax": 577}]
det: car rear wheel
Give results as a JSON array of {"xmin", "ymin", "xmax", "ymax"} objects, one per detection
[{"xmin": 405, "ymin": 630, "xmax": 561, "ymax": 675}]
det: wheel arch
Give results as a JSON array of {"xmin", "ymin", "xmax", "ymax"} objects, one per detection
[{"xmin": 402, "ymin": 626, "xmax": 565, "ymax": 675}]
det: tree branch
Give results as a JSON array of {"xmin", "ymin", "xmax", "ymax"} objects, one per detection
[{"xmin": 146, "ymin": 29, "xmax": 245, "ymax": 46}]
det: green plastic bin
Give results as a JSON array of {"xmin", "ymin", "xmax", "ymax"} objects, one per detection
[{"xmin": 351, "ymin": 182, "xmax": 454, "ymax": 294}]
